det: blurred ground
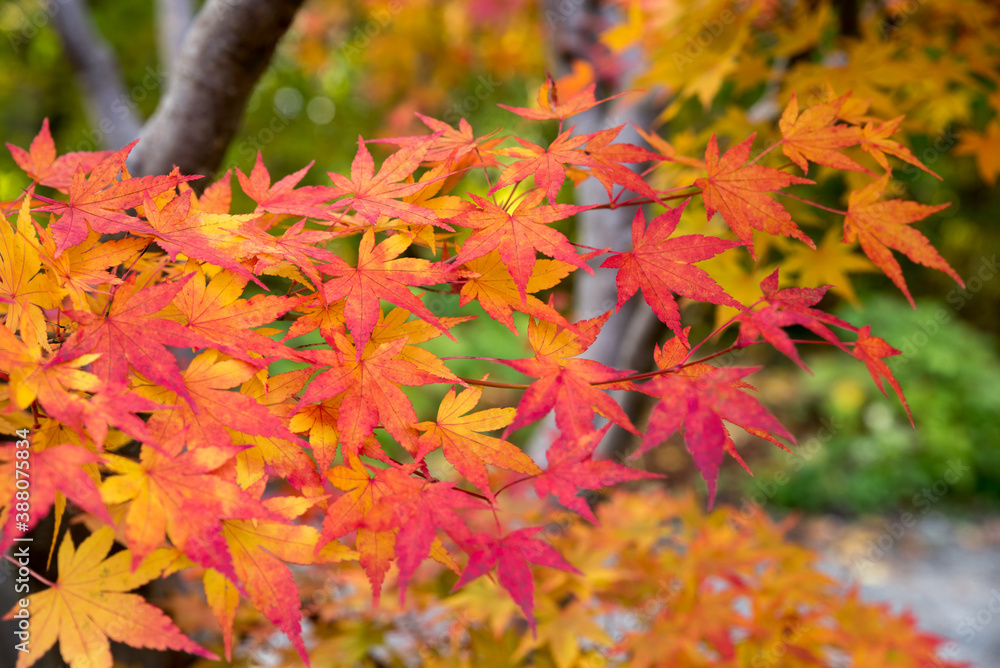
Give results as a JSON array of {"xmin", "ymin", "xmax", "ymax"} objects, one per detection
[{"xmin": 792, "ymin": 513, "xmax": 1000, "ymax": 667}]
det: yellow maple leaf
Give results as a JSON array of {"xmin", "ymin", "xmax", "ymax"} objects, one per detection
[{"xmin": 4, "ymin": 526, "xmax": 216, "ymax": 668}]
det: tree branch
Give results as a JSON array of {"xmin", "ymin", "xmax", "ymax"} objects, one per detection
[
  {"xmin": 155, "ymin": 0, "xmax": 194, "ymax": 74},
  {"xmin": 48, "ymin": 0, "xmax": 142, "ymax": 150},
  {"xmin": 129, "ymin": 0, "xmax": 307, "ymax": 187}
]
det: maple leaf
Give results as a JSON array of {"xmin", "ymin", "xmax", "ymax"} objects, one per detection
[
  {"xmin": 77, "ymin": 385, "xmax": 165, "ymax": 448},
  {"xmin": 578, "ymin": 124, "xmax": 662, "ymax": 201},
  {"xmin": 5, "ymin": 118, "xmax": 111, "ymax": 190},
  {"xmin": 372, "ymin": 112, "xmax": 503, "ymax": 164},
  {"xmin": 216, "ymin": 495, "xmax": 356, "ymax": 665},
  {"xmin": 56, "ymin": 273, "xmax": 211, "ymax": 406},
  {"xmin": 31, "ymin": 140, "xmax": 197, "ymax": 255},
  {"xmin": 36, "ymin": 227, "xmax": 147, "ymax": 311},
  {"xmin": 295, "ymin": 333, "xmax": 451, "ymax": 455},
  {"xmin": 533, "ymin": 424, "xmax": 662, "ymax": 523},
  {"xmin": 136, "ymin": 349, "xmax": 309, "ymax": 455},
  {"xmin": 500, "ymin": 310, "xmax": 638, "ymax": 441},
  {"xmin": 4, "ymin": 526, "xmax": 217, "ymax": 668},
  {"xmin": 458, "ymin": 251, "xmax": 575, "ymax": 335},
  {"xmin": 100, "ymin": 443, "xmax": 270, "ymax": 581},
  {"xmin": 0, "ymin": 193, "xmax": 56, "ymax": 352},
  {"xmin": 415, "ymin": 382, "xmax": 541, "ymax": 502},
  {"xmin": 364, "ymin": 468, "xmax": 485, "ymax": 601},
  {"xmin": 231, "ymin": 369, "xmax": 325, "ymax": 496},
  {"xmin": 172, "ymin": 268, "xmax": 302, "ymax": 365},
  {"xmin": 498, "ymin": 73, "xmax": 630, "ymax": 121},
  {"xmin": 0, "ymin": 444, "xmax": 112, "ymax": 555},
  {"xmin": 694, "ymin": 134, "xmax": 815, "ymax": 257},
  {"xmin": 450, "ymin": 189, "xmax": 593, "ymax": 304},
  {"xmin": 778, "ymin": 92, "xmax": 866, "ymax": 174},
  {"xmin": 327, "ymin": 135, "xmax": 452, "ymax": 229},
  {"xmin": 236, "ymin": 152, "xmax": 334, "ymax": 219},
  {"xmin": 252, "ymin": 218, "xmax": 342, "ymax": 289},
  {"xmin": 843, "ymin": 174, "xmax": 962, "ymax": 306},
  {"xmin": 0, "ymin": 325, "xmax": 101, "ymax": 427},
  {"xmin": 852, "ymin": 325, "xmax": 913, "ymax": 427},
  {"xmin": 640, "ymin": 361, "xmax": 794, "ymax": 507},
  {"xmin": 491, "ymin": 128, "xmax": 589, "ymax": 204},
  {"xmin": 316, "ymin": 453, "xmax": 398, "ymax": 603},
  {"xmin": 955, "ymin": 120, "xmax": 1000, "ymax": 186},
  {"xmin": 600, "ymin": 202, "xmax": 742, "ymax": 346},
  {"xmin": 140, "ymin": 190, "xmax": 267, "ymax": 288},
  {"xmin": 859, "ymin": 115, "xmax": 941, "ymax": 179},
  {"xmin": 367, "ymin": 305, "xmax": 471, "ymax": 381},
  {"xmin": 321, "ymin": 228, "xmax": 456, "ymax": 359},
  {"xmin": 452, "ymin": 527, "xmax": 582, "ymax": 635},
  {"xmin": 736, "ymin": 268, "xmax": 855, "ymax": 370}
]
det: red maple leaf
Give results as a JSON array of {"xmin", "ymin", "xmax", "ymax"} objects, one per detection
[
  {"xmin": 172, "ymin": 269, "xmax": 302, "ymax": 366},
  {"xmin": 694, "ymin": 134, "xmax": 815, "ymax": 258},
  {"xmin": 736, "ymin": 268, "xmax": 855, "ymax": 370},
  {"xmin": 5, "ymin": 118, "xmax": 111, "ymax": 190},
  {"xmin": 640, "ymin": 361, "xmax": 794, "ymax": 507},
  {"xmin": 32, "ymin": 140, "xmax": 197, "ymax": 255},
  {"xmin": 294, "ymin": 334, "xmax": 452, "ymax": 455},
  {"xmin": 371, "ymin": 112, "xmax": 503, "ymax": 164},
  {"xmin": 56, "ymin": 273, "xmax": 210, "ymax": 406},
  {"xmin": 235, "ymin": 152, "xmax": 334, "ymax": 219},
  {"xmin": 450, "ymin": 189, "xmax": 593, "ymax": 304},
  {"xmin": 600, "ymin": 202, "xmax": 742, "ymax": 346},
  {"xmin": 452, "ymin": 527, "xmax": 582, "ymax": 635},
  {"xmin": 498, "ymin": 73, "xmax": 630, "ymax": 121},
  {"xmin": 0, "ymin": 444, "xmax": 112, "ymax": 555},
  {"xmin": 320, "ymin": 228, "xmax": 455, "ymax": 359},
  {"xmin": 364, "ymin": 469, "xmax": 484, "ymax": 602},
  {"xmin": 500, "ymin": 310, "xmax": 638, "ymax": 441},
  {"xmin": 139, "ymin": 190, "xmax": 267, "ymax": 289},
  {"xmin": 327, "ymin": 135, "xmax": 452, "ymax": 229},
  {"xmin": 578, "ymin": 124, "xmax": 662, "ymax": 201},
  {"xmin": 853, "ymin": 325, "xmax": 913, "ymax": 427},
  {"xmin": 534, "ymin": 424, "xmax": 663, "ymax": 523},
  {"xmin": 490, "ymin": 128, "xmax": 589, "ymax": 204}
]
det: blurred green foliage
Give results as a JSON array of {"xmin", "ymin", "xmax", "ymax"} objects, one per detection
[{"xmin": 737, "ymin": 295, "xmax": 1000, "ymax": 515}]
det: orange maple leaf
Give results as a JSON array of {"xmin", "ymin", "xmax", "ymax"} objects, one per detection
[
  {"xmin": 694, "ymin": 134, "xmax": 815, "ymax": 258},
  {"xmin": 779, "ymin": 91, "xmax": 867, "ymax": 175},
  {"xmin": 415, "ymin": 382, "xmax": 541, "ymax": 502},
  {"xmin": 5, "ymin": 118, "xmax": 110, "ymax": 190},
  {"xmin": 843, "ymin": 174, "xmax": 962, "ymax": 306}
]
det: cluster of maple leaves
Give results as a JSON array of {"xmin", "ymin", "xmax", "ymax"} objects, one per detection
[{"xmin": 0, "ymin": 77, "xmax": 962, "ymax": 667}]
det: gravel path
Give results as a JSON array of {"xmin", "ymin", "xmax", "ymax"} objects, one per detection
[{"xmin": 793, "ymin": 513, "xmax": 1000, "ymax": 667}]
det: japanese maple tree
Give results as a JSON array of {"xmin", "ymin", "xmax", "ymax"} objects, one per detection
[{"xmin": 0, "ymin": 72, "xmax": 967, "ymax": 668}]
